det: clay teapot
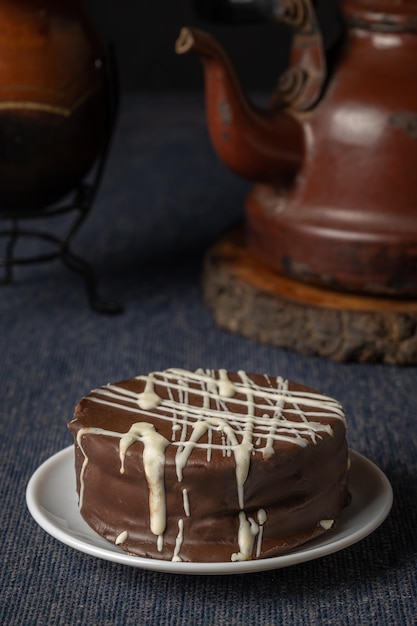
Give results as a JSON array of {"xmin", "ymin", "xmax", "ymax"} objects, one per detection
[
  {"xmin": 176, "ymin": 0, "xmax": 417, "ymax": 297},
  {"xmin": 0, "ymin": 0, "xmax": 109, "ymax": 215}
]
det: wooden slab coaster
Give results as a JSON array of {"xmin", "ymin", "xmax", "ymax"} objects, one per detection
[{"xmin": 202, "ymin": 226, "xmax": 417, "ymax": 364}]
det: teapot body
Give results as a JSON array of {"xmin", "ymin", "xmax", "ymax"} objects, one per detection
[
  {"xmin": 187, "ymin": 0, "xmax": 417, "ymax": 296},
  {"xmin": 247, "ymin": 10, "xmax": 417, "ymax": 296}
]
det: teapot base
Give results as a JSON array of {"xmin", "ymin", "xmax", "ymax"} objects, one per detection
[
  {"xmin": 246, "ymin": 184, "xmax": 417, "ymax": 298},
  {"xmin": 203, "ymin": 225, "xmax": 417, "ymax": 364}
]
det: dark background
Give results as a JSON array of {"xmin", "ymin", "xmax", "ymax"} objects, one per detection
[
  {"xmin": 83, "ymin": 0, "xmax": 343, "ymax": 93},
  {"xmin": 3, "ymin": 4, "xmax": 417, "ymax": 625}
]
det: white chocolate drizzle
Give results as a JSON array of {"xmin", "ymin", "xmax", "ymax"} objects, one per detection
[
  {"xmin": 231, "ymin": 512, "xmax": 260, "ymax": 562},
  {"xmin": 115, "ymin": 530, "xmax": 128, "ymax": 545},
  {"xmin": 256, "ymin": 509, "xmax": 267, "ymax": 558},
  {"xmin": 182, "ymin": 488, "xmax": 190, "ymax": 517},
  {"xmin": 76, "ymin": 369, "xmax": 346, "ymax": 561},
  {"xmin": 76, "ymin": 427, "xmax": 122, "ymax": 509},
  {"xmin": 217, "ymin": 368, "xmax": 237, "ymax": 398},
  {"xmin": 119, "ymin": 423, "xmax": 169, "ymax": 548},
  {"xmin": 319, "ymin": 519, "xmax": 335, "ymax": 530},
  {"xmin": 172, "ymin": 519, "xmax": 184, "ymax": 562},
  {"xmin": 137, "ymin": 375, "xmax": 161, "ymax": 411}
]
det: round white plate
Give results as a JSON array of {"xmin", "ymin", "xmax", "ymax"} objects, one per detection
[{"xmin": 26, "ymin": 446, "xmax": 393, "ymax": 575}]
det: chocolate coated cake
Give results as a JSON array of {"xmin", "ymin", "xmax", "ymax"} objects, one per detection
[{"xmin": 68, "ymin": 368, "xmax": 349, "ymax": 562}]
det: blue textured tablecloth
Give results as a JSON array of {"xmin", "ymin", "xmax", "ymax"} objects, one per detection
[{"xmin": 1, "ymin": 93, "xmax": 416, "ymax": 626}]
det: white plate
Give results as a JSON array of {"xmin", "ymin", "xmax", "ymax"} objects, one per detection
[{"xmin": 26, "ymin": 446, "xmax": 393, "ymax": 575}]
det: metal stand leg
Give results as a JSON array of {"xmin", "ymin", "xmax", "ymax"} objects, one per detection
[
  {"xmin": 61, "ymin": 242, "xmax": 123, "ymax": 315},
  {"xmin": 3, "ymin": 218, "xmax": 18, "ymax": 283}
]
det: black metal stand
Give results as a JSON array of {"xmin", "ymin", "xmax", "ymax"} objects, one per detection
[
  {"xmin": 0, "ymin": 46, "xmax": 123, "ymax": 314},
  {"xmin": 0, "ymin": 189, "xmax": 122, "ymax": 314}
]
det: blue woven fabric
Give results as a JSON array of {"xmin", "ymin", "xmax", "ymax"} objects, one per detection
[{"xmin": 1, "ymin": 94, "xmax": 416, "ymax": 626}]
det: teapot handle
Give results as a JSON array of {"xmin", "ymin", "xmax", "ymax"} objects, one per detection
[
  {"xmin": 192, "ymin": 0, "xmax": 327, "ymax": 111},
  {"xmin": 274, "ymin": 0, "xmax": 327, "ymax": 111}
]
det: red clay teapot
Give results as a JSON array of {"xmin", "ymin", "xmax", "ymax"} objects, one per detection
[{"xmin": 176, "ymin": 0, "xmax": 417, "ymax": 297}]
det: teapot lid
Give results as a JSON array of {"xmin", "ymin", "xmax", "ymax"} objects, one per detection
[{"xmin": 341, "ymin": 0, "xmax": 417, "ymax": 30}]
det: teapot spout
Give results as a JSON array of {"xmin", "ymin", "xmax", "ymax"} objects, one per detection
[{"xmin": 175, "ymin": 27, "xmax": 304, "ymax": 183}]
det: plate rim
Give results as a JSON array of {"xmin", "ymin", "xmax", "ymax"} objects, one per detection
[{"xmin": 26, "ymin": 445, "xmax": 393, "ymax": 575}]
